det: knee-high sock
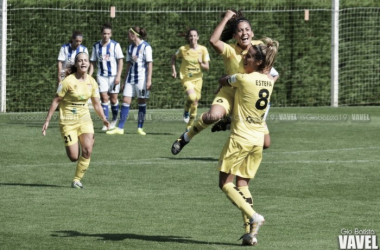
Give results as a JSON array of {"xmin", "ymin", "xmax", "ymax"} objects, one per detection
[
  {"xmin": 238, "ymin": 186, "xmax": 254, "ymax": 233},
  {"xmin": 118, "ymin": 103, "xmax": 130, "ymax": 129},
  {"xmin": 222, "ymin": 183, "xmax": 255, "ymax": 220},
  {"xmin": 111, "ymin": 101, "xmax": 119, "ymax": 122},
  {"xmin": 101, "ymin": 103, "xmax": 109, "ymax": 120},
  {"xmin": 138, "ymin": 104, "xmax": 147, "ymax": 129},
  {"xmin": 187, "ymin": 103, "xmax": 198, "ymax": 130},
  {"xmin": 186, "ymin": 113, "xmax": 210, "ymax": 140},
  {"xmin": 73, "ymin": 156, "xmax": 90, "ymax": 182}
]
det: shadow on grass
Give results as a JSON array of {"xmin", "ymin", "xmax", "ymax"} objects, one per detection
[
  {"xmin": 51, "ymin": 230, "xmax": 237, "ymax": 246},
  {"xmin": 0, "ymin": 183, "xmax": 65, "ymax": 188},
  {"xmin": 163, "ymin": 157, "xmax": 218, "ymax": 162}
]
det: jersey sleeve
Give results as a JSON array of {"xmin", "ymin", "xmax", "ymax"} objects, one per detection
[
  {"xmin": 56, "ymin": 78, "xmax": 69, "ymax": 97},
  {"xmin": 175, "ymin": 48, "xmax": 182, "ymax": 59},
  {"xmin": 222, "ymin": 42, "xmax": 234, "ymax": 59},
  {"xmin": 145, "ymin": 45, "xmax": 153, "ymax": 62},
  {"xmin": 202, "ymin": 47, "xmax": 210, "ymax": 62},
  {"xmin": 90, "ymin": 44, "xmax": 97, "ymax": 62},
  {"xmin": 90, "ymin": 77, "xmax": 100, "ymax": 98},
  {"xmin": 270, "ymin": 67, "xmax": 279, "ymax": 77},
  {"xmin": 115, "ymin": 43, "xmax": 125, "ymax": 60},
  {"xmin": 228, "ymin": 73, "xmax": 243, "ymax": 88},
  {"xmin": 57, "ymin": 45, "xmax": 65, "ymax": 61}
]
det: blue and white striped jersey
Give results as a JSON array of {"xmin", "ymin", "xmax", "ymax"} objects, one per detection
[
  {"xmin": 57, "ymin": 43, "xmax": 88, "ymax": 71},
  {"xmin": 90, "ymin": 40, "xmax": 124, "ymax": 77},
  {"xmin": 126, "ymin": 40, "xmax": 153, "ymax": 84}
]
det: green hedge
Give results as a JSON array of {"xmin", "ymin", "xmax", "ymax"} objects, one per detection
[{"xmin": 5, "ymin": 0, "xmax": 380, "ymax": 111}]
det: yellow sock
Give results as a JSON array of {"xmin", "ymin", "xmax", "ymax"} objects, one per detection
[
  {"xmin": 238, "ymin": 186, "xmax": 254, "ymax": 233},
  {"xmin": 73, "ymin": 156, "xmax": 90, "ymax": 182},
  {"xmin": 184, "ymin": 99, "xmax": 192, "ymax": 112},
  {"xmin": 187, "ymin": 103, "xmax": 198, "ymax": 130},
  {"xmin": 222, "ymin": 183, "xmax": 255, "ymax": 220},
  {"xmin": 187, "ymin": 113, "xmax": 210, "ymax": 139}
]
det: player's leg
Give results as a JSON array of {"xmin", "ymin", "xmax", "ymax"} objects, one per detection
[
  {"xmin": 182, "ymin": 80, "xmax": 198, "ymax": 126},
  {"xmin": 71, "ymin": 132, "xmax": 94, "ymax": 189},
  {"xmin": 237, "ymin": 147, "xmax": 265, "ymax": 245},
  {"xmin": 106, "ymin": 83, "xmax": 133, "ymax": 135},
  {"xmin": 186, "ymin": 79, "xmax": 202, "ymax": 131},
  {"xmin": 97, "ymin": 76, "xmax": 110, "ymax": 131},
  {"xmin": 109, "ymin": 76, "xmax": 120, "ymax": 130},
  {"xmin": 171, "ymin": 87, "xmax": 234, "ymax": 155},
  {"xmin": 136, "ymin": 82, "xmax": 149, "ymax": 135}
]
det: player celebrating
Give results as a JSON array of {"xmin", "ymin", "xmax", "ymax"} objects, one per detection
[
  {"xmin": 171, "ymin": 28, "xmax": 210, "ymax": 131},
  {"xmin": 171, "ymin": 10, "xmax": 266, "ymax": 154},
  {"xmin": 57, "ymin": 31, "xmax": 88, "ymax": 86},
  {"xmin": 107, "ymin": 26, "xmax": 153, "ymax": 136},
  {"xmin": 89, "ymin": 23, "xmax": 124, "ymax": 131},
  {"xmin": 42, "ymin": 52, "xmax": 109, "ymax": 189},
  {"xmin": 218, "ymin": 38, "xmax": 279, "ymax": 245}
]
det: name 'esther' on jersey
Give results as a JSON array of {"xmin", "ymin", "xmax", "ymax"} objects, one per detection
[{"xmin": 229, "ymin": 72, "xmax": 274, "ymax": 145}]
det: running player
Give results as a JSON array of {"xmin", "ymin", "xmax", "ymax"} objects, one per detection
[
  {"xmin": 42, "ymin": 52, "xmax": 109, "ymax": 189},
  {"xmin": 217, "ymin": 38, "xmax": 279, "ymax": 245},
  {"xmin": 89, "ymin": 23, "xmax": 124, "ymax": 131},
  {"xmin": 107, "ymin": 26, "xmax": 153, "ymax": 136},
  {"xmin": 171, "ymin": 28, "xmax": 210, "ymax": 132},
  {"xmin": 57, "ymin": 31, "xmax": 88, "ymax": 86}
]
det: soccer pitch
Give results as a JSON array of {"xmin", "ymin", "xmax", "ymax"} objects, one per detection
[{"xmin": 0, "ymin": 107, "xmax": 379, "ymax": 250}]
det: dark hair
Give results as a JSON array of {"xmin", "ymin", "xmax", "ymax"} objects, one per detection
[
  {"xmin": 65, "ymin": 52, "xmax": 89, "ymax": 76},
  {"xmin": 68, "ymin": 31, "xmax": 83, "ymax": 43},
  {"xmin": 220, "ymin": 10, "xmax": 252, "ymax": 42},
  {"xmin": 101, "ymin": 23, "xmax": 112, "ymax": 32},
  {"xmin": 130, "ymin": 26, "xmax": 148, "ymax": 40},
  {"xmin": 178, "ymin": 28, "xmax": 198, "ymax": 44}
]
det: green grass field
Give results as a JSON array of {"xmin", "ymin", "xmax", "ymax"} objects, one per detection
[{"xmin": 1, "ymin": 107, "xmax": 379, "ymax": 250}]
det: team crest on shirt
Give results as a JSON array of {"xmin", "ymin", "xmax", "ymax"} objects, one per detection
[{"xmin": 87, "ymin": 84, "xmax": 92, "ymax": 91}]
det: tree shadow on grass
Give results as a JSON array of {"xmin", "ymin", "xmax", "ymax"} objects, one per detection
[
  {"xmin": 0, "ymin": 183, "xmax": 65, "ymax": 188},
  {"xmin": 51, "ymin": 230, "xmax": 237, "ymax": 246}
]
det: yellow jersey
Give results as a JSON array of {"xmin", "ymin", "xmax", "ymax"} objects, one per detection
[
  {"xmin": 176, "ymin": 44, "xmax": 210, "ymax": 80},
  {"xmin": 57, "ymin": 74, "xmax": 100, "ymax": 126},
  {"xmin": 222, "ymin": 40, "xmax": 262, "ymax": 75},
  {"xmin": 229, "ymin": 72, "xmax": 274, "ymax": 145}
]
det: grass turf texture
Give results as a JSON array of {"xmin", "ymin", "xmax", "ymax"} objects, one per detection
[{"xmin": 0, "ymin": 107, "xmax": 379, "ymax": 250}]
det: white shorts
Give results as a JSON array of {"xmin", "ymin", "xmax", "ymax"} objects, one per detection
[
  {"xmin": 123, "ymin": 81, "xmax": 150, "ymax": 99},
  {"xmin": 97, "ymin": 75, "xmax": 120, "ymax": 94}
]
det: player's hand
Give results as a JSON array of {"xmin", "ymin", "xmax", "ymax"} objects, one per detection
[
  {"xmin": 42, "ymin": 122, "xmax": 49, "ymax": 136},
  {"xmin": 147, "ymin": 81, "xmax": 152, "ymax": 90},
  {"xmin": 103, "ymin": 120, "xmax": 110, "ymax": 129},
  {"xmin": 172, "ymin": 71, "xmax": 177, "ymax": 79},
  {"xmin": 224, "ymin": 10, "xmax": 236, "ymax": 20}
]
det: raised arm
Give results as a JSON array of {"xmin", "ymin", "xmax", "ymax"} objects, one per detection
[{"xmin": 209, "ymin": 10, "xmax": 236, "ymax": 54}]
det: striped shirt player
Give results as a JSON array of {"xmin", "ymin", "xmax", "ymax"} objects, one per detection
[
  {"xmin": 57, "ymin": 43, "xmax": 88, "ymax": 83},
  {"xmin": 124, "ymin": 40, "xmax": 153, "ymax": 95},
  {"xmin": 90, "ymin": 31, "xmax": 124, "ymax": 130},
  {"xmin": 107, "ymin": 27, "xmax": 152, "ymax": 136}
]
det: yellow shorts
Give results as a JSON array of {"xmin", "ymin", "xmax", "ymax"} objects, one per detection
[
  {"xmin": 218, "ymin": 137, "xmax": 263, "ymax": 179},
  {"xmin": 211, "ymin": 86, "xmax": 236, "ymax": 115},
  {"xmin": 182, "ymin": 78, "xmax": 203, "ymax": 100},
  {"xmin": 59, "ymin": 122, "xmax": 94, "ymax": 146}
]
